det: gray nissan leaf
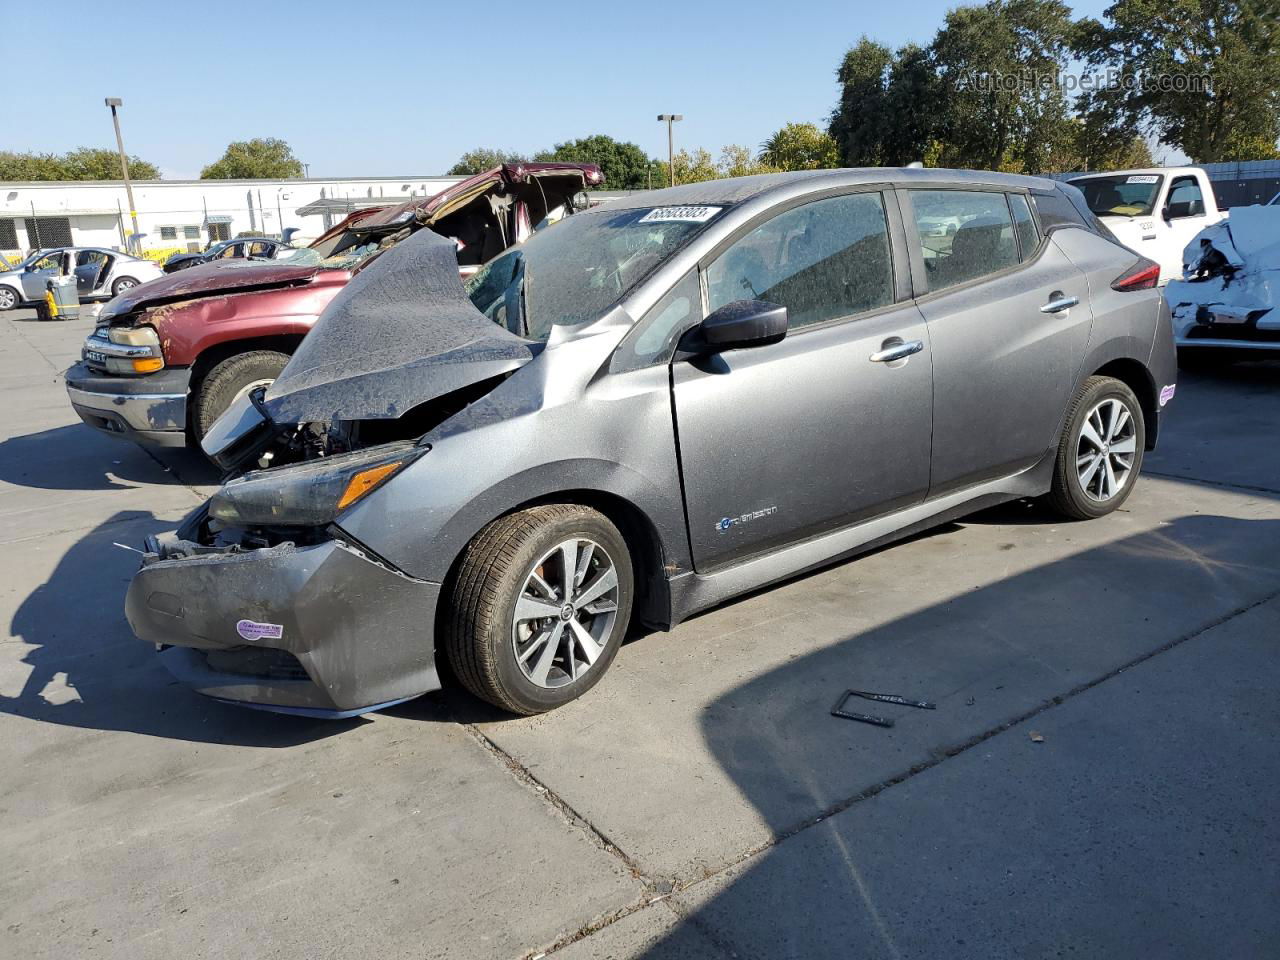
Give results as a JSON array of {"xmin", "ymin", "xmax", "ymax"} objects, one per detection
[{"xmin": 125, "ymin": 168, "xmax": 1177, "ymax": 718}]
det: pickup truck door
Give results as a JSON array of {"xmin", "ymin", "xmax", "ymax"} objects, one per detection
[{"xmin": 1159, "ymin": 174, "xmax": 1214, "ymax": 278}]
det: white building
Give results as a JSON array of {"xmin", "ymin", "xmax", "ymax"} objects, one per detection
[{"xmin": 0, "ymin": 175, "xmax": 465, "ymax": 257}]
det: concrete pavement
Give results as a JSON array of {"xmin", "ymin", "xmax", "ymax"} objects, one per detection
[{"xmin": 2, "ymin": 308, "xmax": 1277, "ymax": 958}]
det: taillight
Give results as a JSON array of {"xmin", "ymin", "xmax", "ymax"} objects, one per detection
[{"xmin": 1112, "ymin": 258, "xmax": 1160, "ymax": 291}]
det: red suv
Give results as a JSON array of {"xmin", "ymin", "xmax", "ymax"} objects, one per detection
[{"xmin": 65, "ymin": 163, "xmax": 601, "ymax": 449}]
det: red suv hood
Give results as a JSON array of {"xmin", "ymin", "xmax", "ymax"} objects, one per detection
[{"xmin": 101, "ymin": 260, "xmax": 327, "ymax": 319}]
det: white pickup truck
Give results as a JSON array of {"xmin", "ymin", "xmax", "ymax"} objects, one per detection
[{"xmin": 1067, "ymin": 167, "xmax": 1225, "ymax": 284}]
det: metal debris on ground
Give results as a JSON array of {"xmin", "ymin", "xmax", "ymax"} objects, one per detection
[
  {"xmin": 1029, "ymin": 731, "xmax": 1045, "ymax": 743},
  {"xmin": 831, "ymin": 689, "xmax": 937, "ymax": 728}
]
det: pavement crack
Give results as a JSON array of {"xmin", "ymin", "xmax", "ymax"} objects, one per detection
[{"xmin": 458, "ymin": 722, "xmax": 651, "ymax": 881}]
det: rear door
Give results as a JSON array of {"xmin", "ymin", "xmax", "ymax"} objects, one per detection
[
  {"xmin": 903, "ymin": 187, "xmax": 1094, "ymax": 496},
  {"xmin": 672, "ymin": 188, "xmax": 934, "ymax": 570},
  {"xmin": 74, "ymin": 250, "xmax": 112, "ymax": 295}
]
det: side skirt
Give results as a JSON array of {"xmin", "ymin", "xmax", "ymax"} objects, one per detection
[{"xmin": 666, "ymin": 452, "xmax": 1055, "ymax": 625}]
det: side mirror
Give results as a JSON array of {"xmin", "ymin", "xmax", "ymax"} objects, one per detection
[{"xmin": 701, "ymin": 299, "xmax": 788, "ymax": 350}]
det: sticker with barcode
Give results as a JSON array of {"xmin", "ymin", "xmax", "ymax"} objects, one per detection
[
  {"xmin": 637, "ymin": 206, "xmax": 722, "ymax": 223},
  {"xmin": 1126, "ymin": 175, "xmax": 1159, "ymax": 183}
]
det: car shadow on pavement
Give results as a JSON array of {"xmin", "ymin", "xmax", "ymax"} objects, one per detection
[
  {"xmin": 633, "ymin": 507, "xmax": 1280, "ymax": 959},
  {"xmin": 3, "ymin": 511, "xmax": 360, "ymax": 747},
  {"xmin": 0, "ymin": 424, "xmax": 221, "ymax": 491}
]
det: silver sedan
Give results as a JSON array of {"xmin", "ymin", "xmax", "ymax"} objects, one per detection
[{"xmin": 0, "ymin": 247, "xmax": 164, "ymax": 310}]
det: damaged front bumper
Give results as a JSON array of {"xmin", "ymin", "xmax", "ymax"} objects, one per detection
[
  {"xmin": 125, "ymin": 525, "xmax": 442, "ymax": 717},
  {"xmin": 65, "ymin": 362, "xmax": 191, "ymax": 447}
]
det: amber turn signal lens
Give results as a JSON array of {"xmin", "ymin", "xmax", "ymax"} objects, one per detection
[
  {"xmin": 131, "ymin": 357, "xmax": 165, "ymax": 373},
  {"xmin": 336, "ymin": 461, "xmax": 404, "ymax": 511}
]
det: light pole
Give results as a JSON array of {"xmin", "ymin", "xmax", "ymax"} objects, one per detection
[
  {"xmin": 302, "ymin": 162, "xmax": 310, "ymax": 179},
  {"xmin": 104, "ymin": 98, "xmax": 140, "ymax": 253},
  {"xmin": 657, "ymin": 114, "xmax": 682, "ymax": 187}
]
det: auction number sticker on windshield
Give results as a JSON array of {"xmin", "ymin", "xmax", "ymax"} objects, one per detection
[
  {"xmin": 638, "ymin": 206, "xmax": 722, "ymax": 223},
  {"xmin": 1126, "ymin": 175, "xmax": 1160, "ymax": 183}
]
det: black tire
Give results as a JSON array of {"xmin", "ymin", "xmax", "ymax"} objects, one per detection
[
  {"xmin": 192, "ymin": 350, "xmax": 290, "ymax": 440},
  {"xmin": 1046, "ymin": 375, "xmax": 1145, "ymax": 521},
  {"xmin": 445, "ymin": 504, "xmax": 634, "ymax": 715},
  {"xmin": 111, "ymin": 276, "xmax": 139, "ymax": 296},
  {"xmin": 0, "ymin": 285, "xmax": 19, "ymax": 311}
]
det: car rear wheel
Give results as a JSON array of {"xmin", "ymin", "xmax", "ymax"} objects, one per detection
[
  {"xmin": 0, "ymin": 286, "xmax": 18, "ymax": 311},
  {"xmin": 192, "ymin": 350, "xmax": 291, "ymax": 441},
  {"xmin": 445, "ymin": 505, "xmax": 634, "ymax": 715},
  {"xmin": 1046, "ymin": 375, "xmax": 1145, "ymax": 520},
  {"xmin": 111, "ymin": 276, "xmax": 139, "ymax": 295}
]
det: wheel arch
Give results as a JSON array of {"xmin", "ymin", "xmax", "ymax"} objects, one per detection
[
  {"xmin": 185, "ymin": 335, "xmax": 305, "ymax": 435},
  {"xmin": 1089, "ymin": 356, "xmax": 1158, "ymax": 450},
  {"xmin": 436, "ymin": 486, "xmax": 676, "ymax": 635}
]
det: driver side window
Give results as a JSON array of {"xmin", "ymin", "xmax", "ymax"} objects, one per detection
[{"xmin": 705, "ymin": 192, "xmax": 893, "ymax": 330}]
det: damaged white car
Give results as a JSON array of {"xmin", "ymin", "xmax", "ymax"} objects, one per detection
[{"xmin": 1165, "ymin": 205, "xmax": 1280, "ymax": 364}]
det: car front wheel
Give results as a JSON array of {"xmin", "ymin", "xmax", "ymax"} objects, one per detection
[
  {"xmin": 0, "ymin": 286, "xmax": 19, "ymax": 311},
  {"xmin": 1046, "ymin": 375, "xmax": 1145, "ymax": 520},
  {"xmin": 445, "ymin": 505, "xmax": 634, "ymax": 715}
]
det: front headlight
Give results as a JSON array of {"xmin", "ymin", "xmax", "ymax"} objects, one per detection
[
  {"xmin": 208, "ymin": 441, "xmax": 426, "ymax": 527},
  {"xmin": 102, "ymin": 325, "xmax": 164, "ymax": 374}
]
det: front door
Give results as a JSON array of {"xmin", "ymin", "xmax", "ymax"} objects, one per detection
[
  {"xmin": 673, "ymin": 190, "xmax": 933, "ymax": 571},
  {"xmin": 904, "ymin": 189, "xmax": 1094, "ymax": 496},
  {"xmin": 20, "ymin": 250, "xmax": 65, "ymax": 300}
]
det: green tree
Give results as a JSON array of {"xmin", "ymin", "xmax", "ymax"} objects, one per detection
[
  {"xmin": 719, "ymin": 145, "xmax": 778, "ymax": 178},
  {"xmin": 931, "ymin": 0, "xmax": 1077, "ymax": 174},
  {"xmin": 881, "ymin": 44, "xmax": 943, "ymax": 166},
  {"xmin": 535, "ymin": 134, "xmax": 660, "ymax": 189},
  {"xmin": 759, "ymin": 122, "xmax": 839, "ymax": 170},
  {"xmin": 200, "ymin": 138, "xmax": 303, "ymax": 179},
  {"xmin": 447, "ymin": 147, "xmax": 528, "ymax": 175},
  {"xmin": 829, "ymin": 37, "xmax": 895, "ymax": 166},
  {"xmin": 60, "ymin": 147, "xmax": 160, "ymax": 180},
  {"xmin": 670, "ymin": 148, "xmax": 720, "ymax": 184},
  {"xmin": 0, "ymin": 148, "xmax": 160, "ymax": 180},
  {"xmin": 1076, "ymin": 0, "xmax": 1280, "ymax": 162}
]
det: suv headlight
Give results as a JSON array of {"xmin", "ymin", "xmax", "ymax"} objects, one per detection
[
  {"xmin": 102, "ymin": 325, "xmax": 164, "ymax": 374},
  {"xmin": 208, "ymin": 441, "xmax": 426, "ymax": 527}
]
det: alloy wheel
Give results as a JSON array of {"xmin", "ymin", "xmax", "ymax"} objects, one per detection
[
  {"xmin": 510, "ymin": 538, "xmax": 620, "ymax": 689},
  {"xmin": 114, "ymin": 278, "xmax": 137, "ymax": 292},
  {"xmin": 0, "ymin": 287, "xmax": 16, "ymax": 310},
  {"xmin": 1076, "ymin": 397, "xmax": 1137, "ymax": 502}
]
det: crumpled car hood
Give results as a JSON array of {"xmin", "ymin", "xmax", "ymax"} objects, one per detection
[
  {"xmin": 262, "ymin": 228, "xmax": 533, "ymax": 424},
  {"xmin": 104, "ymin": 259, "xmax": 324, "ymax": 318}
]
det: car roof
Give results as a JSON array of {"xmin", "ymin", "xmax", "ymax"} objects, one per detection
[{"xmin": 601, "ymin": 167, "xmax": 1061, "ymax": 212}]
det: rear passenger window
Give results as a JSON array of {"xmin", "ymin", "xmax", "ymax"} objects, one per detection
[
  {"xmin": 910, "ymin": 190, "xmax": 1017, "ymax": 292},
  {"xmin": 1008, "ymin": 193, "xmax": 1039, "ymax": 259},
  {"xmin": 706, "ymin": 192, "xmax": 893, "ymax": 330},
  {"xmin": 1031, "ymin": 189, "xmax": 1087, "ymax": 230}
]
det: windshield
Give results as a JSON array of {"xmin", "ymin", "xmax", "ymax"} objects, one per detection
[
  {"xmin": 464, "ymin": 205, "xmax": 722, "ymax": 341},
  {"xmin": 1070, "ymin": 175, "xmax": 1163, "ymax": 217}
]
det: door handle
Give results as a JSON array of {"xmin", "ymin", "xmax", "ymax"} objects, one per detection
[
  {"xmin": 1040, "ymin": 295, "xmax": 1079, "ymax": 314},
  {"xmin": 869, "ymin": 339, "xmax": 924, "ymax": 363}
]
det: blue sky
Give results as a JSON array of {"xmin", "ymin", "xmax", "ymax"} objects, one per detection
[{"xmin": 13, "ymin": 0, "xmax": 1125, "ymax": 179}]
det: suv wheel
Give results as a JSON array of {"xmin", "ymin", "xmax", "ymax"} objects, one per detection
[
  {"xmin": 446, "ymin": 505, "xmax": 634, "ymax": 715},
  {"xmin": 1046, "ymin": 375, "xmax": 1145, "ymax": 520},
  {"xmin": 192, "ymin": 350, "xmax": 291, "ymax": 440}
]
